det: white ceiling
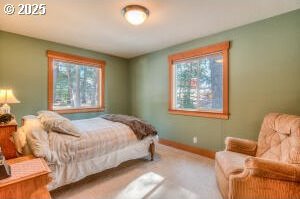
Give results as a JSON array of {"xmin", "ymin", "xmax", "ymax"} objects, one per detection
[{"xmin": 1, "ymin": 0, "xmax": 299, "ymax": 58}]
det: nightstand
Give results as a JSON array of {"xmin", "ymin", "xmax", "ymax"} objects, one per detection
[
  {"xmin": 0, "ymin": 120, "xmax": 18, "ymax": 159},
  {"xmin": 0, "ymin": 156, "xmax": 52, "ymax": 199}
]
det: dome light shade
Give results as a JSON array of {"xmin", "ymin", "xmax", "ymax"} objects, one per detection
[{"xmin": 122, "ymin": 5, "xmax": 149, "ymax": 25}]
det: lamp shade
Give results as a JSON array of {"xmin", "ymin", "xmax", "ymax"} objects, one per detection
[{"xmin": 0, "ymin": 89, "xmax": 20, "ymax": 104}]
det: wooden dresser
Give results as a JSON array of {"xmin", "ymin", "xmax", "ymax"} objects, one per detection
[
  {"xmin": 0, "ymin": 156, "xmax": 52, "ymax": 199},
  {"xmin": 0, "ymin": 120, "xmax": 18, "ymax": 159}
]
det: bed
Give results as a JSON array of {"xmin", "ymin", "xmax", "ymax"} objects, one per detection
[{"xmin": 14, "ymin": 112, "xmax": 158, "ymax": 190}]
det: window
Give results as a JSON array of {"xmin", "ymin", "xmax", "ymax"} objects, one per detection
[
  {"xmin": 168, "ymin": 41, "xmax": 229, "ymax": 119},
  {"xmin": 47, "ymin": 51, "xmax": 105, "ymax": 114}
]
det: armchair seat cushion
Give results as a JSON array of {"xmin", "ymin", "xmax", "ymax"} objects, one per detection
[{"xmin": 216, "ymin": 151, "xmax": 249, "ymax": 179}]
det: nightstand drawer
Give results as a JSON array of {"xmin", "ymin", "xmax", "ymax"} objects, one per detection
[{"xmin": 0, "ymin": 125, "xmax": 18, "ymax": 159}]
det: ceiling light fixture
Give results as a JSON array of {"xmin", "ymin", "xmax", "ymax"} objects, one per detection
[{"xmin": 122, "ymin": 5, "xmax": 149, "ymax": 26}]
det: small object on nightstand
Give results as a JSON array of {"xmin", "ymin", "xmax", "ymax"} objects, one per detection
[
  {"xmin": 0, "ymin": 114, "xmax": 15, "ymax": 125},
  {"xmin": 0, "ymin": 120, "xmax": 18, "ymax": 159},
  {"xmin": 0, "ymin": 147, "xmax": 11, "ymax": 180}
]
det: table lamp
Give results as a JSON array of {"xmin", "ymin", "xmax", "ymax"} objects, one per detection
[{"xmin": 0, "ymin": 89, "xmax": 20, "ymax": 114}]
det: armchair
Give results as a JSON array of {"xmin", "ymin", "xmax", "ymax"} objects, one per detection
[{"xmin": 215, "ymin": 113, "xmax": 300, "ymax": 199}]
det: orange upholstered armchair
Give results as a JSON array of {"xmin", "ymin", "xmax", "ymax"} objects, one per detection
[{"xmin": 215, "ymin": 113, "xmax": 300, "ymax": 199}]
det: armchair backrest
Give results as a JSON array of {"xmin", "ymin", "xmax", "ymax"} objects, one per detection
[{"xmin": 256, "ymin": 113, "xmax": 300, "ymax": 164}]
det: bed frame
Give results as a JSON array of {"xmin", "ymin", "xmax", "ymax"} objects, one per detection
[{"xmin": 149, "ymin": 142, "xmax": 155, "ymax": 161}]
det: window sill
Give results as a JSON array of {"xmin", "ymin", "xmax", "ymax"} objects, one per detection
[
  {"xmin": 168, "ymin": 109, "xmax": 229, "ymax": 120},
  {"xmin": 50, "ymin": 107, "xmax": 104, "ymax": 114}
]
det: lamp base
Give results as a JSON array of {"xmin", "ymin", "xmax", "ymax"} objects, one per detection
[{"xmin": 0, "ymin": 104, "xmax": 10, "ymax": 114}]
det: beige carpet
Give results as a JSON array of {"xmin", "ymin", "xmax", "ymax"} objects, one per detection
[{"xmin": 51, "ymin": 144, "xmax": 222, "ymax": 199}]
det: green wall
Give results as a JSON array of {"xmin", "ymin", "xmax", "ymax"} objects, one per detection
[
  {"xmin": 0, "ymin": 31, "xmax": 130, "ymax": 122},
  {"xmin": 129, "ymin": 10, "xmax": 300, "ymax": 151}
]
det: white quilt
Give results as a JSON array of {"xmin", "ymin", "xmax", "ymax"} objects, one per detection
[{"xmin": 47, "ymin": 117, "xmax": 138, "ymax": 164}]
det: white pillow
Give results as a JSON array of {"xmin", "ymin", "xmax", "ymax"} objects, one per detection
[
  {"xmin": 13, "ymin": 115, "xmax": 46, "ymax": 155},
  {"xmin": 37, "ymin": 111, "xmax": 81, "ymax": 137},
  {"xmin": 26, "ymin": 125, "xmax": 51, "ymax": 158},
  {"xmin": 13, "ymin": 127, "xmax": 27, "ymax": 154}
]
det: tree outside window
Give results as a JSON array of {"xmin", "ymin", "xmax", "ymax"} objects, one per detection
[
  {"xmin": 169, "ymin": 41, "xmax": 229, "ymax": 119},
  {"xmin": 47, "ymin": 51, "xmax": 105, "ymax": 114}
]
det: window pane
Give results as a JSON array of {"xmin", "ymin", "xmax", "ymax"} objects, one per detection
[
  {"xmin": 53, "ymin": 60, "xmax": 100, "ymax": 110},
  {"xmin": 174, "ymin": 53, "xmax": 223, "ymax": 112}
]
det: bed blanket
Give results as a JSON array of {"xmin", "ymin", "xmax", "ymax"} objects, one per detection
[{"xmin": 101, "ymin": 114, "xmax": 158, "ymax": 140}]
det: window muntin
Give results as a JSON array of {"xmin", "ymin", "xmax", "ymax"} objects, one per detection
[
  {"xmin": 169, "ymin": 41, "xmax": 229, "ymax": 119},
  {"xmin": 48, "ymin": 51, "xmax": 105, "ymax": 114}
]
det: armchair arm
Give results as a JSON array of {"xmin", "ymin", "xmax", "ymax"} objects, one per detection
[
  {"xmin": 225, "ymin": 137, "xmax": 257, "ymax": 156},
  {"xmin": 244, "ymin": 157, "xmax": 300, "ymax": 182}
]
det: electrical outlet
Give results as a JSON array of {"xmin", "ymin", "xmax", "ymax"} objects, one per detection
[{"xmin": 193, "ymin": 136, "xmax": 198, "ymax": 144}]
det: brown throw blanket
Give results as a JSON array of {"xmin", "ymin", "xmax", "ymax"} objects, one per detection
[{"xmin": 101, "ymin": 114, "xmax": 157, "ymax": 140}]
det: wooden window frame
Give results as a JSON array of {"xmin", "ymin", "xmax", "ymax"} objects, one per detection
[
  {"xmin": 47, "ymin": 50, "xmax": 106, "ymax": 114},
  {"xmin": 168, "ymin": 41, "xmax": 230, "ymax": 119}
]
